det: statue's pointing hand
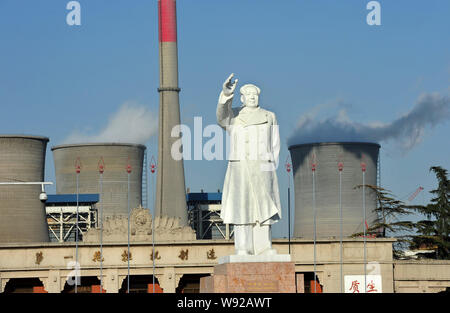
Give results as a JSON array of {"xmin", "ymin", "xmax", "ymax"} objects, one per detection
[{"xmin": 223, "ymin": 73, "xmax": 238, "ymax": 97}]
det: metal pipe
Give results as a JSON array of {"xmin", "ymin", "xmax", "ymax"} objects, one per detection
[
  {"xmin": 0, "ymin": 182, "xmax": 53, "ymax": 185},
  {"xmin": 60, "ymin": 208, "xmax": 63, "ymax": 243}
]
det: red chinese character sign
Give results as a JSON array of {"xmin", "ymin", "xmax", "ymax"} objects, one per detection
[{"xmin": 344, "ymin": 275, "xmax": 382, "ymax": 293}]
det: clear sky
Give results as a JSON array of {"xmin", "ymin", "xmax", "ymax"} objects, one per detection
[{"xmin": 0, "ymin": 0, "xmax": 449, "ymax": 238}]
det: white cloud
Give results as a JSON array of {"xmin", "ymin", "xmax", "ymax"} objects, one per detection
[{"xmin": 64, "ymin": 102, "xmax": 158, "ymax": 144}]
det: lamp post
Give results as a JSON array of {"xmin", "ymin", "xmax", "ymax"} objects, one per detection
[
  {"xmin": 311, "ymin": 155, "xmax": 317, "ymax": 293},
  {"xmin": 285, "ymin": 157, "xmax": 292, "ymax": 255},
  {"xmin": 98, "ymin": 157, "xmax": 105, "ymax": 293},
  {"xmin": 150, "ymin": 156, "xmax": 157, "ymax": 293},
  {"xmin": 361, "ymin": 160, "xmax": 367, "ymax": 293},
  {"xmin": 126, "ymin": 160, "xmax": 132, "ymax": 293},
  {"xmin": 75, "ymin": 157, "xmax": 81, "ymax": 294},
  {"xmin": 338, "ymin": 161, "xmax": 344, "ymax": 293}
]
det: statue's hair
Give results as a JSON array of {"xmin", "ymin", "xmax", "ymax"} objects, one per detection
[{"xmin": 239, "ymin": 84, "xmax": 260, "ymax": 95}]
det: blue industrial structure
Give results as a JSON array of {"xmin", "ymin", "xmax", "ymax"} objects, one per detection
[
  {"xmin": 45, "ymin": 194, "xmax": 99, "ymax": 242},
  {"xmin": 186, "ymin": 192, "xmax": 222, "ymax": 203},
  {"xmin": 186, "ymin": 191, "xmax": 232, "ymax": 240},
  {"xmin": 46, "ymin": 194, "xmax": 99, "ymax": 205}
]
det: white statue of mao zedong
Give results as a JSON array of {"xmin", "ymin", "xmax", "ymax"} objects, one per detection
[{"xmin": 217, "ymin": 73, "xmax": 282, "ymax": 257}]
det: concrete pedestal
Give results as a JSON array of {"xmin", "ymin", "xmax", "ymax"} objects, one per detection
[
  {"xmin": 200, "ymin": 262, "xmax": 296, "ymax": 293},
  {"xmin": 218, "ymin": 254, "xmax": 291, "ymax": 264}
]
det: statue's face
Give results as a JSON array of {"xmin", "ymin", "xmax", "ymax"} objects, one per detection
[{"xmin": 241, "ymin": 87, "xmax": 259, "ymax": 108}]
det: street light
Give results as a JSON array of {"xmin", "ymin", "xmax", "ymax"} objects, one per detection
[{"xmin": 0, "ymin": 182, "xmax": 53, "ymax": 202}]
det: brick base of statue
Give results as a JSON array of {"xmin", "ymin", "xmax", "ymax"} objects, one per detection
[{"xmin": 199, "ymin": 262, "xmax": 296, "ymax": 293}]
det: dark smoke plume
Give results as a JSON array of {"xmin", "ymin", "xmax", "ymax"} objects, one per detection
[{"xmin": 288, "ymin": 93, "xmax": 450, "ymax": 151}]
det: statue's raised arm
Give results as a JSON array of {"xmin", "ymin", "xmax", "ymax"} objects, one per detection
[
  {"xmin": 217, "ymin": 73, "xmax": 238, "ymax": 129},
  {"xmin": 222, "ymin": 73, "xmax": 238, "ymax": 96}
]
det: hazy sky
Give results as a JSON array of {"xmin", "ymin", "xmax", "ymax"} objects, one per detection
[{"xmin": 0, "ymin": 0, "xmax": 449, "ymax": 238}]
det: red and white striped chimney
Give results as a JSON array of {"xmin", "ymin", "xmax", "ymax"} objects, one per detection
[{"xmin": 156, "ymin": 0, "xmax": 188, "ymax": 225}]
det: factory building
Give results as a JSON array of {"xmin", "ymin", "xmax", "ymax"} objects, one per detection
[
  {"xmin": 2, "ymin": 237, "xmax": 450, "ymax": 293},
  {"xmin": 187, "ymin": 191, "xmax": 232, "ymax": 240},
  {"xmin": 45, "ymin": 194, "xmax": 99, "ymax": 242}
]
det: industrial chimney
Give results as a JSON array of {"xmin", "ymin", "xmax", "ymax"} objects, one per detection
[{"xmin": 156, "ymin": 0, "xmax": 188, "ymax": 225}]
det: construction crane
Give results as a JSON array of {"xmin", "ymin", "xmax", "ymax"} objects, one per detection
[{"xmin": 407, "ymin": 186, "xmax": 424, "ymax": 202}]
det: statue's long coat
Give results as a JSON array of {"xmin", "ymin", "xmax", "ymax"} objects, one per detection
[{"xmin": 216, "ymin": 91, "xmax": 282, "ymax": 225}]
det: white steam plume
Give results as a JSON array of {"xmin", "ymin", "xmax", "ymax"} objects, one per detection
[
  {"xmin": 64, "ymin": 102, "xmax": 158, "ymax": 144},
  {"xmin": 288, "ymin": 92, "xmax": 450, "ymax": 151}
]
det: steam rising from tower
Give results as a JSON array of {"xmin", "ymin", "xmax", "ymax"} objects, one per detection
[{"xmin": 156, "ymin": 0, "xmax": 188, "ymax": 225}]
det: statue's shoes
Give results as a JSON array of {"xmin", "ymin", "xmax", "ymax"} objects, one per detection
[
  {"xmin": 236, "ymin": 250, "xmax": 251, "ymax": 256},
  {"xmin": 258, "ymin": 248, "xmax": 277, "ymax": 256}
]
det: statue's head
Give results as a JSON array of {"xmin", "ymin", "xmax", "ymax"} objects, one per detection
[{"xmin": 240, "ymin": 84, "xmax": 260, "ymax": 108}]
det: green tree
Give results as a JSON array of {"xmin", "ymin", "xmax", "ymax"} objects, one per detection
[
  {"xmin": 410, "ymin": 166, "xmax": 450, "ymax": 259},
  {"xmin": 351, "ymin": 184, "xmax": 415, "ymax": 257}
]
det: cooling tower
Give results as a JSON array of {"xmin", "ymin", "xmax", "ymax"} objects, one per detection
[
  {"xmin": 0, "ymin": 135, "xmax": 50, "ymax": 243},
  {"xmin": 51, "ymin": 143, "xmax": 146, "ymax": 216},
  {"xmin": 289, "ymin": 142, "xmax": 380, "ymax": 239}
]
